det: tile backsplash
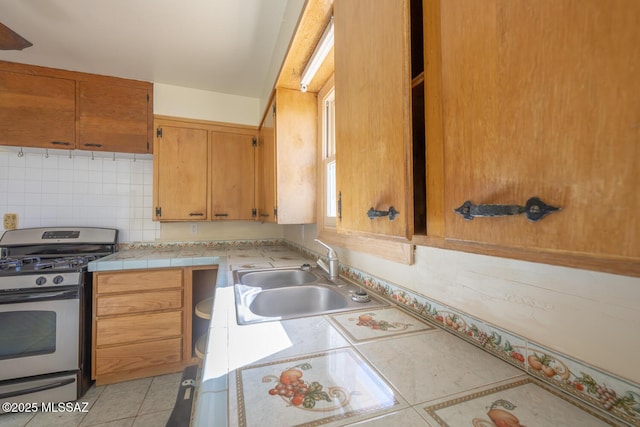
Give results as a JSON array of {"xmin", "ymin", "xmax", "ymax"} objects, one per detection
[{"xmin": 0, "ymin": 147, "xmax": 159, "ymax": 242}]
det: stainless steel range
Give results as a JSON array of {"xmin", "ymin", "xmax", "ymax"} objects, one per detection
[{"xmin": 0, "ymin": 227, "xmax": 117, "ymax": 408}]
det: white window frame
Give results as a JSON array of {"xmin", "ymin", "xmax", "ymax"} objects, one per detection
[
  {"xmin": 322, "ymin": 88, "xmax": 336, "ymax": 227},
  {"xmin": 317, "ymin": 75, "xmax": 337, "ymax": 231}
]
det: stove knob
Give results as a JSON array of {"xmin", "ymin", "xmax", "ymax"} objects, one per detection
[
  {"xmin": 53, "ymin": 275, "xmax": 64, "ymax": 285},
  {"xmin": 36, "ymin": 276, "xmax": 47, "ymax": 286}
]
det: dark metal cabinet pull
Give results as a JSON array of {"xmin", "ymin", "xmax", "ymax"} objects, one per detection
[
  {"xmin": 454, "ymin": 197, "xmax": 560, "ymax": 222},
  {"xmin": 188, "ymin": 212, "xmax": 205, "ymax": 217},
  {"xmin": 50, "ymin": 141, "xmax": 71, "ymax": 146},
  {"xmin": 83, "ymin": 143, "xmax": 103, "ymax": 148},
  {"xmin": 367, "ymin": 206, "xmax": 399, "ymax": 221},
  {"xmin": 214, "ymin": 213, "xmax": 229, "ymax": 217}
]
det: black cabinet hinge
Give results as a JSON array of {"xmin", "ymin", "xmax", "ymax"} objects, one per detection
[
  {"xmin": 155, "ymin": 207, "xmax": 162, "ymax": 217},
  {"xmin": 146, "ymin": 93, "xmax": 149, "ymax": 102},
  {"xmin": 251, "ymin": 208, "xmax": 257, "ymax": 218},
  {"xmin": 272, "ymin": 103, "xmax": 276, "ymax": 115},
  {"xmin": 273, "ymin": 208, "xmax": 278, "ymax": 218},
  {"xmin": 156, "ymin": 128, "xmax": 163, "ymax": 138},
  {"xmin": 338, "ymin": 191, "xmax": 342, "ymax": 221},
  {"xmin": 252, "ymin": 137, "xmax": 257, "ymax": 147}
]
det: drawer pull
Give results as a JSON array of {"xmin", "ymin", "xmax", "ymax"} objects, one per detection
[
  {"xmin": 189, "ymin": 212, "xmax": 205, "ymax": 217},
  {"xmin": 50, "ymin": 141, "xmax": 72, "ymax": 146},
  {"xmin": 454, "ymin": 197, "xmax": 560, "ymax": 222},
  {"xmin": 214, "ymin": 213, "xmax": 229, "ymax": 217},
  {"xmin": 367, "ymin": 206, "xmax": 399, "ymax": 221},
  {"xmin": 83, "ymin": 143, "xmax": 103, "ymax": 148}
]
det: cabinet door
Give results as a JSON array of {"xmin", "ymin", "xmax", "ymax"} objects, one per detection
[
  {"xmin": 440, "ymin": 0, "xmax": 640, "ymax": 263},
  {"xmin": 211, "ymin": 131, "xmax": 256, "ymax": 220},
  {"xmin": 257, "ymin": 99, "xmax": 277, "ymax": 223},
  {"xmin": 78, "ymin": 80, "xmax": 151, "ymax": 153},
  {"xmin": 154, "ymin": 125, "xmax": 209, "ymax": 220},
  {"xmin": 94, "ymin": 337, "xmax": 182, "ymax": 377},
  {"xmin": 334, "ymin": 0, "xmax": 413, "ymax": 239},
  {"xmin": 0, "ymin": 70, "xmax": 75, "ymax": 149},
  {"xmin": 274, "ymin": 88, "xmax": 317, "ymax": 224}
]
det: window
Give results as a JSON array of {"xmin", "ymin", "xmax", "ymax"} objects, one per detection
[{"xmin": 322, "ymin": 88, "xmax": 336, "ymax": 227}]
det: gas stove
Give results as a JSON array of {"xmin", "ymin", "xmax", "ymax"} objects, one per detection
[
  {"xmin": 0, "ymin": 227, "xmax": 118, "ymax": 289},
  {"xmin": 0, "ymin": 226, "xmax": 118, "ymax": 407}
]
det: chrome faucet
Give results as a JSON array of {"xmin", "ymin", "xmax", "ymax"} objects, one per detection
[{"xmin": 314, "ymin": 239, "xmax": 339, "ymax": 280}]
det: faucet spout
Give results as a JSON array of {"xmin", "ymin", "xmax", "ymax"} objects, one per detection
[{"xmin": 314, "ymin": 238, "xmax": 339, "ymax": 280}]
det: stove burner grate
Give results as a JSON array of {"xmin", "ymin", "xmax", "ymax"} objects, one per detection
[
  {"xmin": 0, "ymin": 256, "xmax": 42, "ymax": 270},
  {"xmin": 0, "ymin": 255, "xmax": 102, "ymax": 272}
]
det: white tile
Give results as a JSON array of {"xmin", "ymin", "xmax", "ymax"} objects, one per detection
[
  {"xmin": 8, "ymin": 153, "xmax": 26, "ymax": 168},
  {"xmin": 74, "ymin": 169, "xmax": 89, "ymax": 182},
  {"xmin": 357, "ymin": 330, "xmax": 522, "ymax": 405},
  {"xmin": 25, "ymin": 153, "xmax": 42, "ymax": 168},
  {"xmin": 102, "ymin": 173, "xmax": 117, "ymax": 189},
  {"xmin": 74, "ymin": 156, "xmax": 89, "ymax": 170},
  {"xmin": 25, "ymin": 168, "xmax": 42, "ymax": 181},
  {"xmin": 8, "ymin": 180, "xmax": 25, "ymax": 193},
  {"xmin": 0, "ymin": 151, "xmax": 152, "ymax": 243},
  {"xmin": 58, "ymin": 169, "xmax": 74, "ymax": 182}
]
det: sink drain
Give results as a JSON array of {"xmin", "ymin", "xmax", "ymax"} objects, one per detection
[{"xmin": 351, "ymin": 289, "xmax": 371, "ymax": 303}]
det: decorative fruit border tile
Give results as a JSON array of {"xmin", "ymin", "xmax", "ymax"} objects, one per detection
[
  {"xmin": 284, "ymin": 240, "xmax": 640, "ymax": 427},
  {"xmin": 122, "ymin": 238, "xmax": 285, "ymax": 251}
]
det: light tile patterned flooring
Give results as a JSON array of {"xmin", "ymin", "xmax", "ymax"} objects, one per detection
[{"xmin": 0, "ymin": 372, "xmax": 183, "ymax": 427}]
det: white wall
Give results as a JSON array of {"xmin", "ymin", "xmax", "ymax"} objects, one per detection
[
  {"xmin": 159, "ymin": 221, "xmax": 283, "ymax": 242},
  {"xmin": 284, "ymin": 224, "xmax": 640, "ymax": 385},
  {"xmin": 154, "ymin": 83, "xmax": 261, "ymax": 126},
  {"xmin": 0, "ymin": 147, "xmax": 158, "ymax": 242}
]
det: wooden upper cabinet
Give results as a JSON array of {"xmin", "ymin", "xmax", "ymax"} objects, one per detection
[
  {"xmin": 0, "ymin": 60, "xmax": 153, "ymax": 154},
  {"xmin": 257, "ymin": 88, "xmax": 317, "ymax": 224},
  {"xmin": 78, "ymin": 80, "xmax": 152, "ymax": 154},
  {"xmin": 154, "ymin": 116, "xmax": 259, "ymax": 222},
  {"xmin": 334, "ymin": 0, "xmax": 413, "ymax": 240},
  {"xmin": 210, "ymin": 131, "xmax": 257, "ymax": 221},
  {"xmin": 434, "ymin": 0, "xmax": 640, "ymax": 273},
  {"xmin": 0, "ymin": 70, "xmax": 75, "ymax": 149},
  {"xmin": 154, "ymin": 123, "xmax": 209, "ymax": 221}
]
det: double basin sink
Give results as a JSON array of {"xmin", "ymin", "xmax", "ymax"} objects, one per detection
[{"xmin": 233, "ymin": 266, "xmax": 388, "ymax": 325}]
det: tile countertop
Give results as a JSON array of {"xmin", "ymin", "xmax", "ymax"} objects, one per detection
[{"xmin": 89, "ymin": 245, "xmax": 628, "ymax": 427}]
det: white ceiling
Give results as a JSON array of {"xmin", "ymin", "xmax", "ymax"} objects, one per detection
[{"xmin": 0, "ymin": 0, "xmax": 301, "ymax": 98}]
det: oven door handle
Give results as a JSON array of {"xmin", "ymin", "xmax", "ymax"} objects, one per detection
[
  {"xmin": 0, "ymin": 377, "xmax": 75, "ymax": 400},
  {"xmin": 0, "ymin": 288, "xmax": 79, "ymax": 304}
]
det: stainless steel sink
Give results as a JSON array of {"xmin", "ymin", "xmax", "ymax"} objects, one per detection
[
  {"xmin": 237, "ymin": 269, "xmax": 318, "ymax": 287},
  {"xmin": 233, "ymin": 266, "xmax": 388, "ymax": 325}
]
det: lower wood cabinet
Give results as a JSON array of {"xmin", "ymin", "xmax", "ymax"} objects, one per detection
[
  {"xmin": 92, "ymin": 268, "xmax": 191, "ymax": 385},
  {"xmin": 94, "ymin": 338, "xmax": 183, "ymax": 378}
]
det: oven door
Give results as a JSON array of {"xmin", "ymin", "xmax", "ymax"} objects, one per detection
[{"xmin": 0, "ymin": 286, "xmax": 80, "ymax": 380}]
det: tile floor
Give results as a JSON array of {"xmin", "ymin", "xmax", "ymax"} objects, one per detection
[{"xmin": 0, "ymin": 372, "xmax": 183, "ymax": 427}]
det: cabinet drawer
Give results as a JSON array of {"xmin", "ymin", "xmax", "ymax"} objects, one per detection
[
  {"xmin": 96, "ymin": 310, "xmax": 182, "ymax": 346},
  {"xmin": 95, "ymin": 269, "xmax": 182, "ymax": 294},
  {"xmin": 95, "ymin": 337, "xmax": 182, "ymax": 376},
  {"xmin": 96, "ymin": 289, "xmax": 183, "ymax": 316}
]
